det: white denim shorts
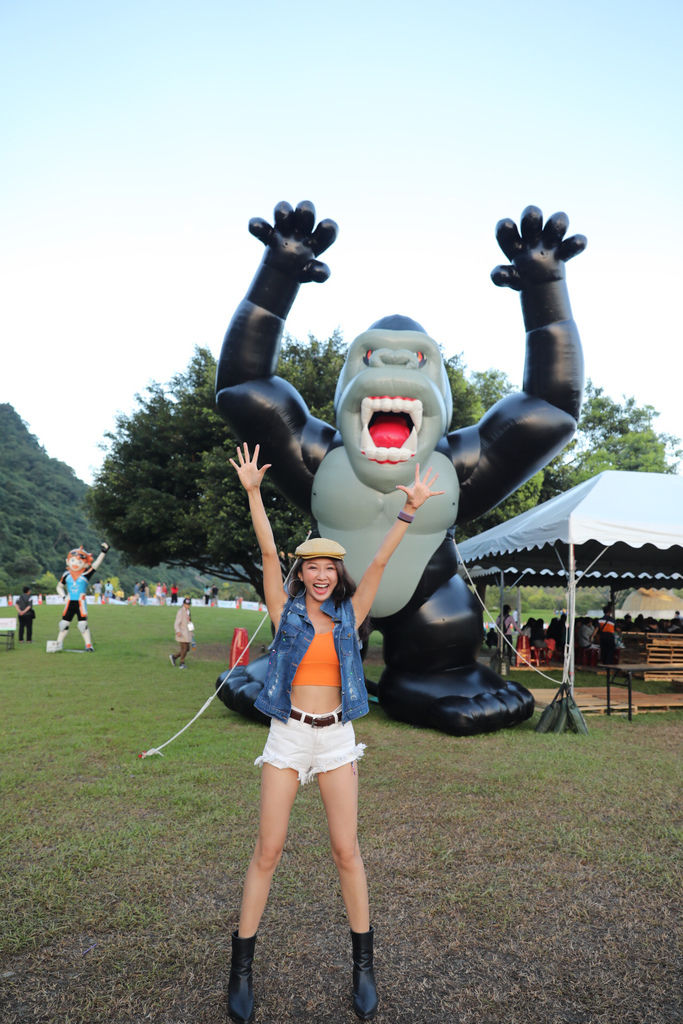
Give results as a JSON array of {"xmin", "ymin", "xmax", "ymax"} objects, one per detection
[{"xmin": 255, "ymin": 705, "xmax": 366, "ymax": 786}]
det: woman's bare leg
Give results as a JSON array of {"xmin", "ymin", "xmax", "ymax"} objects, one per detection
[
  {"xmin": 317, "ymin": 762, "xmax": 370, "ymax": 932},
  {"xmin": 238, "ymin": 763, "xmax": 300, "ymax": 936}
]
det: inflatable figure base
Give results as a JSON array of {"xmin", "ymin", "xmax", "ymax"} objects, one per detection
[
  {"xmin": 217, "ymin": 655, "xmax": 534, "ymax": 737},
  {"xmin": 378, "ymin": 663, "xmax": 534, "ymax": 736},
  {"xmin": 46, "ymin": 642, "xmax": 93, "ymax": 654},
  {"xmin": 216, "ymin": 659, "xmax": 271, "ymax": 726}
]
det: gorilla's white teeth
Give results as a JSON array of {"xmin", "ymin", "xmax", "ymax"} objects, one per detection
[{"xmin": 360, "ymin": 396, "xmax": 423, "ymax": 433}]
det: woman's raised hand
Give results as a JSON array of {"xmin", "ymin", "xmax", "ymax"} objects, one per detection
[
  {"xmin": 229, "ymin": 443, "xmax": 271, "ymax": 492},
  {"xmin": 396, "ymin": 464, "xmax": 445, "ymax": 510}
]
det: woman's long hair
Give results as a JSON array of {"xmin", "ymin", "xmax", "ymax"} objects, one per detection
[{"xmin": 287, "ymin": 558, "xmax": 372, "ymax": 647}]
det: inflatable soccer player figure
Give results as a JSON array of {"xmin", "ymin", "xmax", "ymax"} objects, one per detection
[
  {"xmin": 215, "ymin": 201, "xmax": 586, "ymax": 736},
  {"xmin": 52, "ymin": 543, "xmax": 110, "ymax": 652}
]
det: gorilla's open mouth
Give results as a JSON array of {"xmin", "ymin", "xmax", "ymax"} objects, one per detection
[{"xmin": 360, "ymin": 396, "xmax": 423, "ymax": 463}]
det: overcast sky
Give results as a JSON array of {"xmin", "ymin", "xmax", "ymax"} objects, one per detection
[{"xmin": 3, "ymin": 0, "xmax": 682, "ymax": 482}]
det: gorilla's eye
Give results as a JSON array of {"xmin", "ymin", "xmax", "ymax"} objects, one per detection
[
  {"xmin": 416, "ymin": 351, "xmax": 426, "ymax": 366},
  {"xmin": 363, "ymin": 350, "xmax": 373, "ymax": 365}
]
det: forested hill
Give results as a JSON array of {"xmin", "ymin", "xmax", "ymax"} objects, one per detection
[
  {"xmin": 0, "ymin": 403, "xmax": 97, "ymax": 577},
  {"xmin": 0, "ymin": 404, "xmax": 203, "ymax": 594}
]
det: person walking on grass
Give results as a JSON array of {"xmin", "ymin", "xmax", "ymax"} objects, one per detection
[
  {"xmin": 226, "ymin": 442, "xmax": 443, "ymax": 1024},
  {"xmin": 170, "ymin": 597, "xmax": 193, "ymax": 669}
]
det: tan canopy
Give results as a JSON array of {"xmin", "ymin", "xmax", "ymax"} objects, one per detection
[{"xmin": 618, "ymin": 588, "xmax": 681, "ymax": 619}]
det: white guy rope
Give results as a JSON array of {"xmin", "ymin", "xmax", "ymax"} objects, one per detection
[
  {"xmin": 138, "ymin": 540, "xmax": 309, "ymax": 760},
  {"xmin": 138, "ymin": 607, "xmax": 270, "ymax": 759},
  {"xmin": 453, "ymin": 539, "xmax": 563, "ymax": 684}
]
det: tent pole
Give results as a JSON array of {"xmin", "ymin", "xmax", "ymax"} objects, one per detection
[
  {"xmin": 498, "ymin": 571, "xmax": 505, "ymax": 660},
  {"xmin": 567, "ymin": 543, "xmax": 576, "ymax": 694}
]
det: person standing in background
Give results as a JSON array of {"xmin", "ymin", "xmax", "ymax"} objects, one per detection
[
  {"xmin": 592, "ymin": 604, "xmax": 617, "ymax": 665},
  {"xmin": 16, "ymin": 586, "xmax": 35, "ymax": 643}
]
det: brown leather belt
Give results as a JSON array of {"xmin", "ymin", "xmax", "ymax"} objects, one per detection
[{"xmin": 289, "ymin": 708, "xmax": 342, "ymax": 728}]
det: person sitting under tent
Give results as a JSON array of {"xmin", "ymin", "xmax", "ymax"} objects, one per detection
[{"xmin": 575, "ymin": 617, "xmax": 594, "ymax": 649}]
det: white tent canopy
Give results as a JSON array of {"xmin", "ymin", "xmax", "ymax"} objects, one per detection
[
  {"xmin": 458, "ymin": 471, "xmax": 683, "ymax": 578},
  {"xmin": 457, "ymin": 471, "xmax": 683, "ymax": 686}
]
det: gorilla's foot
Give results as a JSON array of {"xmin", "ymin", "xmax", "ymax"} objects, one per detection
[
  {"xmin": 378, "ymin": 662, "xmax": 534, "ymax": 736},
  {"xmin": 215, "ymin": 654, "xmax": 270, "ymax": 725}
]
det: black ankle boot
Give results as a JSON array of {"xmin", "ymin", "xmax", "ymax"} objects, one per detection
[
  {"xmin": 351, "ymin": 926, "xmax": 378, "ymax": 1020},
  {"xmin": 228, "ymin": 930, "xmax": 257, "ymax": 1024}
]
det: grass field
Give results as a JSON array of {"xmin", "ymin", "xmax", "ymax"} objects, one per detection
[{"xmin": 1, "ymin": 605, "xmax": 681, "ymax": 1023}]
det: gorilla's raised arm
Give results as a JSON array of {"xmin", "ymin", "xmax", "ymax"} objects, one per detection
[
  {"xmin": 450, "ymin": 206, "xmax": 586, "ymax": 524},
  {"xmin": 215, "ymin": 201, "xmax": 339, "ymax": 510}
]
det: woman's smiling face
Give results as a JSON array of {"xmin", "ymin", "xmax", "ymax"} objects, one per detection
[{"xmin": 298, "ymin": 558, "xmax": 340, "ymax": 603}]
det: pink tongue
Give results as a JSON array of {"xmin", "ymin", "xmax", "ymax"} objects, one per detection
[{"xmin": 368, "ymin": 414, "xmax": 410, "ymax": 449}]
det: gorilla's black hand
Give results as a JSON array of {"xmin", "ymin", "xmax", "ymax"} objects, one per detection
[
  {"xmin": 490, "ymin": 206, "xmax": 586, "ymax": 292},
  {"xmin": 248, "ymin": 200, "xmax": 338, "ymax": 284}
]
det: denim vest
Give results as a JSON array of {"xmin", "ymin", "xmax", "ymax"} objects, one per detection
[{"xmin": 254, "ymin": 593, "xmax": 369, "ymax": 725}]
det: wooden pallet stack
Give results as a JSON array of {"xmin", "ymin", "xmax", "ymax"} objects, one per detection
[{"xmin": 644, "ymin": 634, "xmax": 683, "ymax": 686}]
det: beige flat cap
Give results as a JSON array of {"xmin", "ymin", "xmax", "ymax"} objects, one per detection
[{"xmin": 295, "ymin": 538, "xmax": 347, "ymax": 560}]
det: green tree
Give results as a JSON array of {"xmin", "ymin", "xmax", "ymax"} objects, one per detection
[
  {"xmin": 99, "ymin": 338, "xmax": 681, "ymax": 599},
  {"xmin": 35, "ymin": 571, "xmax": 58, "ymax": 594},
  {"xmin": 444, "ymin": 352, "xmax": 485, "ymax": 428},
  {"xmin": 457, "ymin": 470, "xmax": 545, "ymax": 542},
  {"xmin": 87, "ymin": 344, "xmax": 334, "ymax": 597},
  {"xmin": 278, "ymin": 330, "xmax": 347, "ymax": 423},
  {"xmin": 540, "ymin": 381, "xmax": 681, "ymax": 501},
  {"xmin": 6, "ymin": 552, "xmax": 42, "ymax": 585},
  {"xmin": 87, "ymin": 339, "xmax": 554, "ymax": 597},
  {"xmin": 468, "ymin": 367, "xmax": 514, "ymax": 413},
  {"xmin": 451, "ymin": 366, "xmax": 545, "ymax": 540}
]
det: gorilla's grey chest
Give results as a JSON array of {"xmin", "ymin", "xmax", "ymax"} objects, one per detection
[{"xmin": 311, "ymin": 449, "xmax": 459, "ymax": 618}]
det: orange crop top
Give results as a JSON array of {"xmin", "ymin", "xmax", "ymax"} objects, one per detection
[{"xmin": 292, "ymin": 631, "xmax": 341, "ymax": 688}]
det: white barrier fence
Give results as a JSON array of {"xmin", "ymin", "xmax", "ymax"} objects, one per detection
[{"xmin": 0, "ymin": 595, "xmax": 265, "ymax": 611}]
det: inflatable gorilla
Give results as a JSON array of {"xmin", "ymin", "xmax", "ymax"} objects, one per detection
[{"xmin": 215, "ymin": 201, "xmax": 585, "ymax": 736}]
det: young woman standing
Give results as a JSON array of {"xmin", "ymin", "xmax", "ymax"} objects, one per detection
[{"xmin": 227, "ymin": 443, "xmax": 442, "ymax": 1023}]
